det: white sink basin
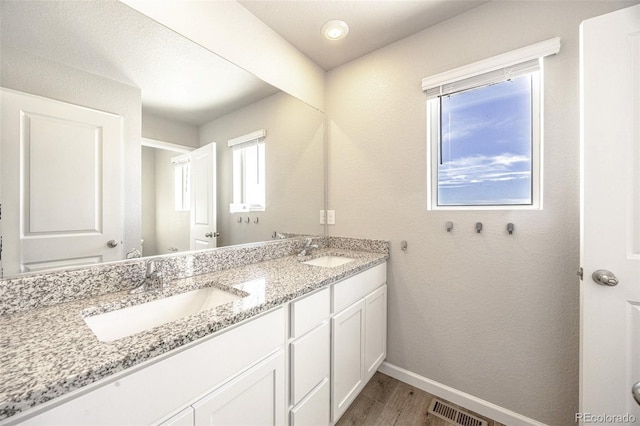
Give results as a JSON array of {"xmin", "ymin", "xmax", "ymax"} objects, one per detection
[
  {"xmin": 83, "ymin": 287, "xmax": 241, "ymax": 342},
  {"xmin": 302, "ymin": 255, "xmax": 354, "ymax": 268}
]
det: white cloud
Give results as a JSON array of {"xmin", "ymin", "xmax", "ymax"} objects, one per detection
[{"xmin": 439, "ymin": 153, "xmax": 530, "ymax": 187}]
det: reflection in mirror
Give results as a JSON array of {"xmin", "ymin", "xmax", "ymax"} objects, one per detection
[{"xmin": 0, "ymin": 1, "xmax": 324, "ymax": 278}]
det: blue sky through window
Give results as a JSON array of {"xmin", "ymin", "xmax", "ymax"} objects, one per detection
[{"xmin": 437, "ymin": 74, "xmax": 533, "ymax": 206}]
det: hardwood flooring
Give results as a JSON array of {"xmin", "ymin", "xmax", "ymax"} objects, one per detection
[{"xmin": 335, "ymin": 372, "xmax": 505, "ymax": 426}]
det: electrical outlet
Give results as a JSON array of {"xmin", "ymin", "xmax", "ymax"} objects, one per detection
[
  {"xmin": 327, "ymin": 210, "xmax": 335, "ymax": 225},
  {"xmin": 319, "ymin": 210, "xmax": 326, "ymax": 224}
]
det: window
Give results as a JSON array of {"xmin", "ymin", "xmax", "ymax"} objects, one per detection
[
  {"xmin": 229, "ymin": 130, "xmax": 266, "ymax": 213},
  {"xmin": 423, "ymin": 38, "xmax": 561, "ymax": 210}
]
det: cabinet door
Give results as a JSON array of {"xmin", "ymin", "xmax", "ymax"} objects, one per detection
[
  {"xmin": 365, "ymin": 285, "xmax": 387, "ymax": 379},
  {"xmin": 193, "ymin": 351, "xmax": 285, "ymax": 426},
  {"xmin": 331, "ymin": 299, "xmax": 366, "ymax": 422}
]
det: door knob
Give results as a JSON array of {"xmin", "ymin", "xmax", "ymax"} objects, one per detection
[
  {"xmin": 591, "ymin": 269, "xmax": 619, "ymax": 286},
  {"xmin": 107, "ymin": 240, "xmax": 119, "ymax": 248},
  {"xmin": 633, "ymin": 382, "xmax": 640, "ymax": 406}
]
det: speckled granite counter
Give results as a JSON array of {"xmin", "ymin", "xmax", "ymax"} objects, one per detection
[{"xmin": 0, "ymin": 240, "xmax": 388, "ymax": 421}]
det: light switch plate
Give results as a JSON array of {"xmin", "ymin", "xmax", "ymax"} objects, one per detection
[
  {"xmin": 319, "ymin": 210, "xmax": 325, "ymax": 224},
  {"xmin": 327, "ymin": 210, "xmax": 335, "ymax": 225}
]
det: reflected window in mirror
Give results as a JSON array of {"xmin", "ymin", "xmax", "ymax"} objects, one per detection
[
  {"xmin": 172, "ymin": 156, "xmax": 191, "ymax": 212},
  {"xmin": 229, "ymin": 130, "xmax": 266, "ymax": 213}
]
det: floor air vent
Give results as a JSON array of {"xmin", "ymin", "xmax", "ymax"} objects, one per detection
[{"xmin": 427, "ymin": 398, "xmax": 488, "ymax": 426}]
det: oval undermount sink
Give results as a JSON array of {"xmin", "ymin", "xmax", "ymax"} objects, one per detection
[
  {"xmin": 302, "ymin": 255, "xmax": 354, "ymax": 268},
  {"xmin": 83, "ymin": 287, "xmax": 241, "ymax": 342}
]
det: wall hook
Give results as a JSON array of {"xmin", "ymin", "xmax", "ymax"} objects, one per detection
[
  {"xmin": 507, "ymin": 223, "xmax": 515, "ymax": 235},
  {"xmin": 446, "ymin": 222, "xmax": 454, "ymax": 232},
  {"xmin": 237, "ymin": 217, "xmax": 243, "ymax": 223},
  {"xmin": 400, "ymin": 241, "xmax": 408, "ymax": 251},
  {"xmin": 245, "ymin": 217, "xmax": 250, "ymax": 223},
  {"xmin": 254, "ymin": 217, "xmax": 259, "ymax": 224},
  {"xmin": 475, "ymin": 222, "xmax": 483, "ymax": 233}
]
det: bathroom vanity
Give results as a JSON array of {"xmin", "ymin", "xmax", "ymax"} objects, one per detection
[{"xmin": 0, "ymin": 237, "xmax": 389, "ymax": 425}]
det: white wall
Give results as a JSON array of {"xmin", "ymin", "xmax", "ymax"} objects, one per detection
[
  {"xmin": 325, "ymin": 1, "xmax": 636, "ymax": 424},
  {"xmin": 142, "ymin": 111, "xmax": 200, "ymax": 148},
  {"xmin": 141, "ymin": 146, "xmax": 157, "ymax": 256},
  {"xmin": 0, "ymin": 47, "xmax": 142, "ymax": 254},
  {"xmin": 200, "ymin": 91, "xmax": 325, "ymax": 247}
]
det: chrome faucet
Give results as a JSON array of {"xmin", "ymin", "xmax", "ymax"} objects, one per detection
[
  {"xmin": 130, "ymin": 258, "xmax": 165, "ymax": 294},
  {"xmin": 299, "ymin": 238, "xmax": 319, "ymax": 256}
]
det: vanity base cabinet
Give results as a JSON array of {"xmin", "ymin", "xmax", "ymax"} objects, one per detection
[
  {"xmin": 18, "ymin": 308, "xmax": 285, "ymax": 426},
  {"xmin": 9, "ymin": 262, "xmax": 387, "ymax": 426}
]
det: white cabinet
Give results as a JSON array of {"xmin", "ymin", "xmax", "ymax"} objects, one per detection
[
  {"xmin": 331, "ymin": 263, "xmax": 387, "ymax": 423},
  {"xmin": 21, "ymin": 308, "xmax": 285, "ymax": 426},
  {"xmin": 193, "ymin": 351, "xmax": 285, "ymax": 426}
]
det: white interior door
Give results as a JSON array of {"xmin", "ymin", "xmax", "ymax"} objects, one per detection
[
  {"xmin": 580, "ymin": 4, "xmax": 640, "ymax": 420},
  {"xmin": 0, "ymin": 88, "xmax": 123, "ymax": 275},
  {"xmin": 189, "ymin": 142, "xmax": 217, "ymax": 250}
]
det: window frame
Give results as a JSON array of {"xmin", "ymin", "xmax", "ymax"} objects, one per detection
[
  {"xmin": 422, "ymin": 37, "xmax": 560, "ymax": 211},
  {"xmin": 230, "ymin": 141, "xmax": 265, "ymax": 213},
  {"xmin": 228, "ymin": 129, "xmax": 267, "ymax": 213},
  {"xmin": 427, "ymin": 72, "xmax": 542, "ymax": 210}
]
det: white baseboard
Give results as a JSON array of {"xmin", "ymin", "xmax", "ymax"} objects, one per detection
[{"xmin": 378, "ymin": 362, "xmax": 547, "ymax": 426}]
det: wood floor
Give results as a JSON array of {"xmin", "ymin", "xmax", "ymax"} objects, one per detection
[{"xmin": 335, "ymin": 372, "xmax": 505, "ymax": 426}]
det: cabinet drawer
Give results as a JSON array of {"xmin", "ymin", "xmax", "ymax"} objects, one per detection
[
  {"xmin": 332, "ymin": 263, "xmax": 386, "ymax": 313},
  {"xmin": 290, "ymin": 287, "xmax": 330, "ymax": 338},
  {"xmin": 290, "ymin": 321, "xmax": 330, "ymax": 405},
  {"xmin": 290, "ymin": 379, "xmax": 330, "ymax": 426}
]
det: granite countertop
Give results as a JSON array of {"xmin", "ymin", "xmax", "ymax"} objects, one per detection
[{"xmin": 0, "ymin": 247, "xmax": 387, "ymax": 421}]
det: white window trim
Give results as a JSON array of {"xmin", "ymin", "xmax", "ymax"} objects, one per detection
[
  {"xmin": 424, "ymin": 37, "xmax": 560, "ymax": 211},
  {"xmin": 421, "ymin": 37, "xmax": 560, "ymax": 91}
]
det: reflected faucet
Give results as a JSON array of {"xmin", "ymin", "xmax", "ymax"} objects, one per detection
[
  {"xmin": 299, "ymin": 238, "xmax": 319, "ymax": 256},
  {"xmin": 130, "ymin": 258, "xmax": 165, "ymax": 294}
]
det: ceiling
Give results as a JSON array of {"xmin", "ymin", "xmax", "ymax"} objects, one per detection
[
  {"xmin": 240, "ymin": 0, "xmax": 490, "ymax": 71},
  {"xmin": 0, "ymin": 1, "xmax": 489, "ymax": 126}
]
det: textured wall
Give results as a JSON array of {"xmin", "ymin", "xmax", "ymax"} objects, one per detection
[
  {"xmin": 199, "ymin": 92, "xmax": 325, "ymax": 247},
  {"xmin": 325, "ymin": 1, "xmax": 635, "ymax": 424},
  {"xmin": 0, "ymin": 47, "xmax": 142, "ymax": 256},
  {"xmin": 141, "ymin": 147, "xmax": 157, "ymax": 256}
]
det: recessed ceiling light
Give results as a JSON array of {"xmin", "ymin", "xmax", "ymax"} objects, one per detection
[{"xmin": 321, "ymin": 20, "xmax": 349, "ymax": 41}]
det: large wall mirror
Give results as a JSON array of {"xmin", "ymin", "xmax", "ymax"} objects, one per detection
[{"xmin": 0, "ymin": 1, "xmax": 325, "ymax": 278}]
